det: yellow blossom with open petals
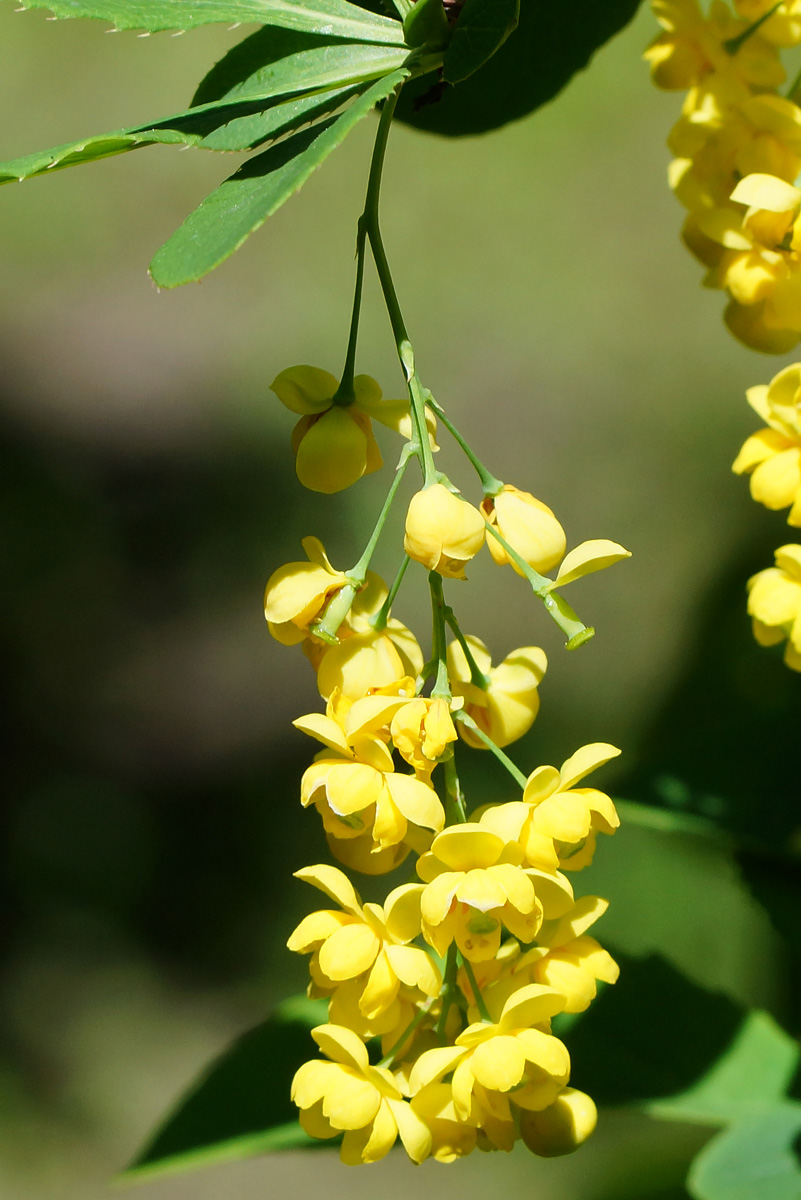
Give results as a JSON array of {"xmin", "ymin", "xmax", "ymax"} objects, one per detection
[
  {"xmin": 482, "ymin": 485, "xmax": 566, "ymax": 575},
  {"xmin": 733, "ymin": 365, "xmax": 801, "ymax": 524},
  {"xmin": 746, "ymin": 544, "xmax": 801, "ymax": 669},
  {"xmin": 288, "ymin": 864, "xmax": 441, "ymax": 1023},
  {"xmin": 644, "ymin": 0, "xmax": 784, "ymax": 91},
  {"xmin": 409, "ymin": 984, "xmax": 570, "ymax": 1130},
  {"xmin": 292, "ymin": 1024, "xmax": 432, "ymax": 1164},
  {"xmin": 272, "ymin": 367, "xmax": 425, "ymax": 494},
  {"xmin": 735, "ymin": 0, "xmax": 801, "ymax": 46},
  {"xmin": 447, "ymin": 635, "xmax": 547, "ymax": 749},
  {"xmin": 404, "ymin": 483, "xmax": 485, "ymax": 579},
  {"xmin": 521, "ymin": 744, "xmax": 621, "ymax": 871},
  {"xmin": 414, "ymin": 825, "xmax": 574, "ymax": 962}
]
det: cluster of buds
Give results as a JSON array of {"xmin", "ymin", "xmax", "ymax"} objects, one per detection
[
  {"xmin": 645, "ymin": 0, "xmax": 801, "ymax": 351},
  {"xmin": 264, "ymin": 362, "xmax": 630, "ymax": 1163},
  {"xmin": 733, "ymin": 363, "xmax": 801, "ymax": 667}
]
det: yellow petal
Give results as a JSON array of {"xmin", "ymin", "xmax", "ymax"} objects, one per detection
[
  {"xmin": 387, "ymin": 1097, "xmax": 432, "ymax": 1164},
  {"xmin": 430, "ymin": 826, "xmax": 505, "ymax": 870},
  {"xmin": 323, "ymin": 1072, "xmax": 382, "ymax": 1131},
  {"xmin": 385, "ymin": 944, "xmax": 441, "ymax": 996},
  {"xmin": 384, "ymin": 883, "xmax": 424, "ymax": 941},
  {"xmin": 287, "ymin": 909, "xmax": 350, "ymax": 953},
  {"xmin": 292, "ymin": 1059, "xmax": 338, "ymax": 1108},
  {"xmin": 526, "ymin": 868, "xmax": 575, "ymax": 918},
  {"xmin": 733, "ymin": 429, "xmax": 792, "ymax": 474},
  {"xmin": 731, "ymin": 172, "xmax": 801, "ymax": 212},
  {"xmin": 318, "ymin": 922, "xmax": 380, "ymax": 982},
  {"xmin": 409, "ymin": 1046, "xmax": 467, "ymax": 1094},
  {"xmin": 523, "ymin": 764, "xmax": 561, "ymax": 804},
  {"xmin": 559, "ymin": 743, "xmax": 621, "ymax": 789},
  {"xmin": 550, "ymin": 540, "xmax": 631, "ymax": 588},
  {"xmin": 360, "ymin": 949, "xmax": 400, "ymax": 1018},
  {"xmin": 312, "ymin": 1024, "xmax": 370, "ymax": 1070},
  {"xmin": 263, "ymin": 560, "xmax": 345, "ymax": 625},
  {"xmin": 470, "ymin": 1035, "xmax": 527, "ymax": 1092},
  {"xmin": 325, "ymin": 762, "xmax": 383, "ymax": 817},
  {"xmin": 750, "ymin": 449, "xmax": 801, "ymax": 510},
  {"xmin": 421, "ymin": 873, "xmax": 460, "ymax": 926},
  {"xmin": 500, "ymin": 982, "xmax": 567, "ymax": 1031},
  {"xmin": 539, "ymin": 895, "xmax": 609, "ymax": 947},
  {"xmin": 271, "ymin": 365, "xmax": 338, "ymax": 414},
  {"xmin": 292, "ymin": 713, "xmax": 351, "ymax": 756},
  {"xmin": 295, "ymin": 407, "xmax": 373, "ymax": 494},
  {"xmin": 385, "ymin": 773, "xmax": 445, "ymax": 833}
]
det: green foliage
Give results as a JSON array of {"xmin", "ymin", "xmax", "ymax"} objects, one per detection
[
  {"xmin": 441, "ymin": 0, "xmax": 519, "ymax": 85},
  {"xmin": 122, "ymin": 996, "xmax": 328, "ymax": 1182},
  {"xmin": 395, "ymin": 0, "xmax": 644, "ymax": 136},
  {"xmin": 149, "ymin": 68, "xmax": 409, "ymax": 286},
  {"xmin": 688, "ymin": 1106, "xmax": 801, "ymax": 1200},
  {"xmin": 8, "ymin": 0, "xmax": 407, "ymax": 40}
]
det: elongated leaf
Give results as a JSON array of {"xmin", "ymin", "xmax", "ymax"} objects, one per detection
[
  {"xmin": 0, "ymin": 84, "xmax": 365, "ymax": 182},
  {"xmin": 122, "ymin": 996, "xmax": 328, "ymax": 1182},
  {"xmin": 395, "ymin": 0, "xmax": 643, "ymax": 136},
  {"xmin": 442, "ymin": 0, "xmax": 518, "ymax": 85},
  {"xmin": 150, "ymin": 67, "xmax": 408, "ymax": 287},
  {"xmin": 688, "ymin": 1106, "xmax": 801, "ymax": 1200},
  {"xmin": 191, "ymin": 25, "xmax": 409, "ymax": 105},
  {"xmin": 9, "ymin": 0, "xmax": 407, "ymax": 42}
]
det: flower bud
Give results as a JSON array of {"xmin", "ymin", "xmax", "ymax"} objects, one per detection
[
  {"xmin": 481, "ymin": 485, "xmax": 566, "ymax": 575},
  {"xmin": 404, "ymin": 483, "xmax": 485, "ymax": 579},
  {"xmin": 519, "ymin": 1088, "xmax": 597, "ymax": 1157}
]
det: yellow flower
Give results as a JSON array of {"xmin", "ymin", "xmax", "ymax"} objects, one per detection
[
  {"xmin": 409, "ymin": 984, "xmax": 570, "ymax": 1125},
  {"xmin": 291, "ymin": 1024, "xmax": 432, "ymax": 1163},
  {"xmin": 521, "ymin": 896, "xmax": 619, "ymax": 1013},
  {"xmin": 403, "ymin": 483, "xmax": 485, "ymax": 579},
  {"xmin": 481, "ymin": 485, "xmax": 566, "ymax": 575},
  {"xmin": 644, "ymin": 0, "xmax": 784, "ymax": 91},
  {"xmin": 521, "ymin": 743, "xmax": 621, "ymax": 871},
  {"xmin": 287, "ymin": 864, "xmax": 441, "ymax": 1021},
  {"xmin": 263, "ymin": 537, "xmax": 348, "ymax": 645},
  {"xmin": 447, "ymin": 635, "xmax": 547, "ymax": 749},
  {"xmin": 733, "ymin": 365, "xmax": 801, "ymax": 524},
  {"xmin": 747, "ymin": 544, "xmax": 801, "ymax": 669},
  {"xmin": 272, "ymin": 366, "xmax": 426, "ymax": 494},
  {"xmin": 409, "ymin": 1082, "xmax": 478, "ymax": 1161},
  {"xmin": 735, "ymin": 0, "xmax": 801, "ymax": 46},
  {"xmin": 518, "ymin": 1088, "xmax": 597, "ymax": 1157},
  {"xmin": 414, "ymin": 824, "xmax": 574, "ymax": 962}
]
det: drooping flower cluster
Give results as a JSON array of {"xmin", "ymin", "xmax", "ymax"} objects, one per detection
[
  {"xmin": 645, "ymin": 0, "xmax": 801, "ymax": 351},
  {"xmin": 265, "ymin": 364, "xmax": 630, "ymax": 1163}
]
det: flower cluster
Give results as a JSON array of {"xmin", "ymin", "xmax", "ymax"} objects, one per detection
[
  {"xmin": 645, "ymin": 0, "xmax": 801, "ymax": 351},
  {"xmin": 265, "ymin": 360, "xmax": 631, "ymax": 1163}
]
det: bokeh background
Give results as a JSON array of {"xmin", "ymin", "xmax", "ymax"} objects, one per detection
[{"xmin": 0, "ymin": 4, "xmax": 799, "ymax": 1197}]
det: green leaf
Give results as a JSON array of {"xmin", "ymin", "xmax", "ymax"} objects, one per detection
[
  {"xmin": 402, "ymin": 0, "xmax": 449, "ymax": 51},
  {"xmin": 395, "ymin": 0, "xmax": 644, "ymax": 136},
  {"xmin": 191, "ymin": 24, "xmax": 409, "ymax": 106},
  {"xmin": 688, "ymin": 1106, "xmax": 801, "ymax": 1200},
  {"xmin": 0, "ymin": 85, "xmax": 365, "ymax": 183},
  {"xmin": 647, "ymin": 1011, "xmax": 800, "ymax": 1126},
  {"xmin": 9, "ymin": 0, "xmax": 407, "ymax": 42},
  {"xmin": 442, "ymin": 0, "xmax": 518, "ymax": 85},
  {"xmin": 122, "ymin": 995, "xmax": 328, "ymax": 1182},
  {"xmin": 150, "ymin": 68, "xmax": 408, "ymax": 287}
]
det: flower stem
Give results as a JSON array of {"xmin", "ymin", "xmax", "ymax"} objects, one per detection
[
  {"xmin": 483, "ymin": 520, "xmax": 595, "ymax": 649},
  {"xmin": 443, "ymin": 752, "xmax": 467, "ymax": 823},
  {"xmin": 435, "ymin": 943, "xmax": 460, "ymax": 1040},
  {"xmin": 370, "ymin": 554, "xmax": 410, "ymax": 632},
  {"xmin": 331, "ymin": 217, "xmax": 368, "ymax": 406},
  {"xmin": 426, "ymin": 395, "xmax": 504, "ymax": 496},
  {"xmin": 724, "ymin": 2, "xmax": 781, "ymax": 54},
  {"xmin": 453, "ymin": 710, "xmax": 528, "ymax": 789},
  {"xmin": 428, "ymin": 572, "xmax": 452, "ymax": 700},
  {"xmin": 459, "ymin": 955, "xmax": 492, "ymax": 1023},
  {"xmin": 442, "ymin": 605, "xmax": 490, "ymax": 690},
  {"xmin": 378, "ymin": 1001, "xmax": 432, "ymax": 1067}
]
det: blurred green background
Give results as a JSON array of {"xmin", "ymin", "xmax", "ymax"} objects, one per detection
[{"xmin": 0, "ymin": 4, "xmax": 799, "ymax": 1197}]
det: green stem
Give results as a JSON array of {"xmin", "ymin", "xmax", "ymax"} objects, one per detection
[
  {"xmin": 361, "ymin": 87, "xmax": 437, "ymax": 486},
  {"xmin": 442, "ymin": 605, "xmax": 490, "ymax": 690},
  {"xmin": 310, "ymin": 446, "xmax": 412, "ymax": 643},
  {"xmin": 426, "ymin": 395, "xmax": 504, "ymax": 496},
  {"xmin": 435, "ymin": 943, "xmax": 459, "ymax": 1040},
  {"xmin": 460, "ymin": 955, "xmax": 492, "ymax": 1023},
  {"xmin": 331, "ymin": 217, "xmax": 368, "ymax": 406},
  {"xmin": 443, "ymin": 753, "xmax": 467, "ymax": 823},
  {"xmin": 788, "ymin": 61, "xmax": 801, "ymax": 100},
  {"xmin": 724, "ymin": 2, "xmax": 782, "ymax": 53},
  {"xmin": 483, "ymin": 520, "xmax": 595, "ymax": 649},
  {"xmin": 454, "ymin": 710, "xmax": 528, "ymax": 789},
  {"xmin": 370, "ymin": 554, "xmax": 410, "ymax": 632},
  {"xmin": 428, "ymin": 572, "xmax": 452, "ymax": 700}
]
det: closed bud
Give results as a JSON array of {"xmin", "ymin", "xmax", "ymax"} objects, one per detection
[
  {"xmin": 519, "ymin": 1088, "xmax": 597, "ymax": 1157},
  {"xmin": 482, "ymin": 485, "xmax": 566, "ymax": 575},
  {"xmin": 404, "ymin": 483, "xmax": 485, "ymax": 579}
]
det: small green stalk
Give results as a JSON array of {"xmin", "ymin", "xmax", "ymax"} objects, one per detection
[
  {"xmin": 377, "ymin": 1001, "xmax": 432, "ymax": 1068},
  {"xmin": 310, "ymin": 446, "xmax": 412, "ymax": 642},
  {"xmin": 331, "ymin": 216, "xmax": 368, "ymax": 406},
  {"xmin": 426, "ymin": 395, "xmax": 504, "ymax": 496},
  {"xmin": 443, "ymin": 753, "xmax": 467, "ymax": 823},
  {"xmin": 460, "ymin": 955, "xmax": 492, "ymax": 1023},
  {"xmin": 483, "ymin": 520, "xmax": 595, "ymax": 649},
  {"xmin": 370, "ymin": 554, "xmax": 410, "ymax": 632},
  {"xmin": 435, "ymin": 943, "xmax": 460, "ymax": 1040},
  {"xmin": 454, "ymin": 710, "xmax": 528, "ymax": 789},
  {"xmin": 442, "ymin": 604, "xmax": 490, "ymax": 690},
  {"xmin": 428, "ymin": 572, "xmax": 453, "ymax": 700},
  {"xmin": 724, "ymin": 2, "xmax": 782, "ymax": 53}
]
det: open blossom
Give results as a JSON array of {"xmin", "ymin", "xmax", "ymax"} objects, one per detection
[
  {"xmin": 747, "ymin": 544, "xmax": 801, "ymax": 670},
  {"xmin": 264, "ymin": 537, "xmax": 349, "ymax": 645},
  {"xmin": 292, "ymin": 1024, "xmax": 432, "ymax": 1164},
  {"xmin": 521, "ymin": 743, "xmax": 621, "ymax": 871},
  {"xmin": 733, "ymin": 364, "xmax": 801, "ymax": 524},
  {"xmin": 287, "ymin": 864, "xmax": 441, "ymax": 1021},
  {"xmin": 447, "ymin": 635, "xmax": 547, "ymax": 749},
  {"xmin": 404, "ymin": 483, "xmax": 485, "ymax": 579},
  {"xmin": 482, "ymin": 485, "xmax": 566, "ymax": 575},
  {"xmin": 272, "ymin": 366, "xmax": 429, "ymax": 493},
  {"xmin": 644, "ymin": 0, "xmax": 783, "ymax": 91}
]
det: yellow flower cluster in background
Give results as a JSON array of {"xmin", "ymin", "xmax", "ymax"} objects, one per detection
[
  {"xmin": 264, "ymin": 364, "xmax": 631, "ymax": 1162},
  {"xmin": 646, "ymin": 0, "xmax": 801, "ymax": 351}
]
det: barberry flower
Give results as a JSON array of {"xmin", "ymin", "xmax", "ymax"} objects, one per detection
[
  {"xmin": 518, "ymin": 1088, "xmax": 598, "ymax": 1157},
  {"xmin": 291, "ymin": 1024, "xmax": 432, "ymax": 1163},
  {"xmin": 521, "ymin": 743, "xmax": 621, "ymax": 870},
  {"xmin": 482, "ymin": 485, "xmax": 566, "ymax": 575},
  {"xmin": 404, "ymin": 483, "xmax": 485, "ymax": 579},
  {"xmin": 746, "ymin": 544, "xmax": 801, "ymax": 669},
  {"xmin": 447, "ymin": 635, "xmax": 547, "ymax": 749},
  {"xmin": 264, "ymin": 537, "xmax": 348, "ymax": 645},
  {"xmin": 733, "ymin": 365, "xmax": 801, "ymax": 523},
  {"xmin": 272, "ymin": 366, "xmax": 424, "ymax": 493}
]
